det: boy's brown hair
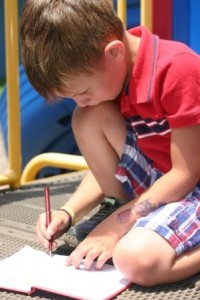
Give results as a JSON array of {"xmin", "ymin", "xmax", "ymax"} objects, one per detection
[{"xmin": 20, "ymin": 0, "xmax": 124, "ymax": 101}]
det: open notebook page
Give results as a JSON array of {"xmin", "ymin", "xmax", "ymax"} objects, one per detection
[{"xmin": 0, "ymin": 246, "xmax": 131, "ymax": 300}]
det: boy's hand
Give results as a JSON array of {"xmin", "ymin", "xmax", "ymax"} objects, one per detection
[
  {"xmin": 66, "ymin": 216, "xmax": 121, "ymax": 270},
  {"xmin": 36, "ymin": 210, "xmax": 71, "ymax": 251}
]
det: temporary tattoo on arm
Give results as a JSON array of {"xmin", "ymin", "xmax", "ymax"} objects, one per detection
[
  {"xmin": 116, "ymin": 199, "xmax": 157, "ymax": 224},
  {"xmin": 134, "ymin": 199, "xmax": 156, "ymax": 217},
  {"xmin": 117, "ymin": 208, "xmax": 132, "ymax": 223}
]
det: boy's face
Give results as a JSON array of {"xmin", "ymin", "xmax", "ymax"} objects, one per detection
[{"xmin": 58, "ymin": 41, "xmax": 127, "ymax": 107}]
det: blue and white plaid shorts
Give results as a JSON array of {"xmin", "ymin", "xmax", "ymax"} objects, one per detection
[
  {"xmin": 115, "ymin": 119, "xmax": 163, "ymax": 200},
  {"xmin": 134, "ymin": 187, "xmax": 200, "ymax": 255},
  {"xmin": 115, "ymin": 119, "xmax": 200, "ymax": 255}
]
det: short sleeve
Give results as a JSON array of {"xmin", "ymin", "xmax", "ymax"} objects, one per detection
[{"xmin": 161, "ymin": 53, "xmax": 200, "ymax": 128}]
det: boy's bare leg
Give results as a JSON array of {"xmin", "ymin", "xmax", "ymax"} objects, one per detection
[
  {"xmin": 72, "ymin": 101, "xmax": 128, "ymax": 200},
  {"xmin": 113, "ymin": 226, "xmax": 200, "ymax": 286}
]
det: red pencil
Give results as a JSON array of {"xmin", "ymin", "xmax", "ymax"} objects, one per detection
[{"xmin": 44, "ymin": 186, "xmax": 52, "ymax": 256}]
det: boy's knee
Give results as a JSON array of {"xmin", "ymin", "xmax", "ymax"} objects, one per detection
[
  {"xmin": 72, "ymin": 101, "xmax": 121, "ymax": 136},
  {"xmin": 113, "ymin": 239, "xmax": 160, "ymax": 287},
  {"xmin": 72, "ymin": 106, "xmax": 89, "ymax": 132},
  {"xmin": 72, "ymin": 106, "xmax": 95, "ymax": 139}
]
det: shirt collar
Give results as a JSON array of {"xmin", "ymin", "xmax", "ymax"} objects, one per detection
[{"xmin": 128, "ymin": 26, "xmax": 159, "ymax": 103}]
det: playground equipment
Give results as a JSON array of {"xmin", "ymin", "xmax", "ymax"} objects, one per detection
[
  {"xmin": 0, "ymin": 0, "xmax": 21, "ymax": 186},
  {"xmin": 141, "ymin": 0, "xmax": 200, "ymax": 53},
  {"xmin": 0, "ymin": 65, "xmax": 79, "ymax": 178}
]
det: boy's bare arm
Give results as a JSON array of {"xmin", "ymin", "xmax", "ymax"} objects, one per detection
[
  {"xmin": 116, "ymin": 123, "xmax": 200, "ymax": 224},
  {"xmin": 62, "ymin": 170, "xmax": 104, "ymax": 223},
  {"xmin": 142, "ymin": 124, "xmax": 200, "ymax": 203}
]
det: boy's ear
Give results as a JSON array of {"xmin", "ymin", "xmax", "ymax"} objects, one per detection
[{"xmin": 104, "ymin": 40, "xmax": 125, "ymax": 61}]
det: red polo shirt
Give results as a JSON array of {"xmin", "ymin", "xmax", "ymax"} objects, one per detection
[{"xmin": 120, "ymin": 26, "xmax": 200, "ymax": 173}]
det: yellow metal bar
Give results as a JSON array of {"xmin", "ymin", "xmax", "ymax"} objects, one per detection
[
  {"xmin": 0, "ymin": 171, "xmax": 17, "ymax": 185},
  {"xmin": 20, "ymin": 153, "xmax": 88, "ymax": 184},
  {"xmin": 117, "ymin": 0, "xmax": 127, "ymax": 27},
  {"xmin": 140, "ymin": 0, "xmax": 152, "ymax": 32},
  {"xmin": 1, "ymin": 0, "xmax": 21, "ymax": 187}
]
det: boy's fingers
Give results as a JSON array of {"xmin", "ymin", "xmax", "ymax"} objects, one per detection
[
  {"xmin": 36, "ymin": 210, "xmax": 69, "ymax": 249},
  {"xmin": 47, "ymin": 215, "xmax": 64, "ymax": 233},
  {"xmin": 66, "ymin": 243, "xmax": 94, "ymax": 268},
  {"xmin": 36, "ymin": 212, "xmax": 54, "ymax": 242},
  {"xmin": 95, "ymin": 252, "xmax": 110, "ymax": 269},
  {"xmin": 44, "ymin": 240, "xmax": 58, "ymax": 251},
  {"xmin": 36, "ymin": 218, "xmax": 58, "ymax": 250},
  {"xmin": 37, "ymin": 213, "xmax": 51, "ymax": 239}
]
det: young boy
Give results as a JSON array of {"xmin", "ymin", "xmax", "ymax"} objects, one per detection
[{"xmin": 20, "ymin": 0, "xmax": 200, "ymax": 287}]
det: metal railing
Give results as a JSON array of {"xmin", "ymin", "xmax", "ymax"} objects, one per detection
[{"xmin": 0, "ymin": 0, "xmax": 21, "ymax": 187}]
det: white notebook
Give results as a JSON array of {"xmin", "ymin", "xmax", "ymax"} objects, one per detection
[{"xmin": 0, "ymin": 245, "xmax": 131, "ymax": 300}]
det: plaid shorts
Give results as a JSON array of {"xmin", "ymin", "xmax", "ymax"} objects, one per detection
[
  {"xmin": 115, "ymin": 119, "xmax": 200, "ymax": 255},
  {"xmin": 115, "ymin": 120, "xmax": 163, "ymax": 200}
]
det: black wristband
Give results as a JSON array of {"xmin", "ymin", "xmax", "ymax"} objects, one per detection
[{"xmin": 57, "ymin": 208, "xmax": 72, "ymax": 230}]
